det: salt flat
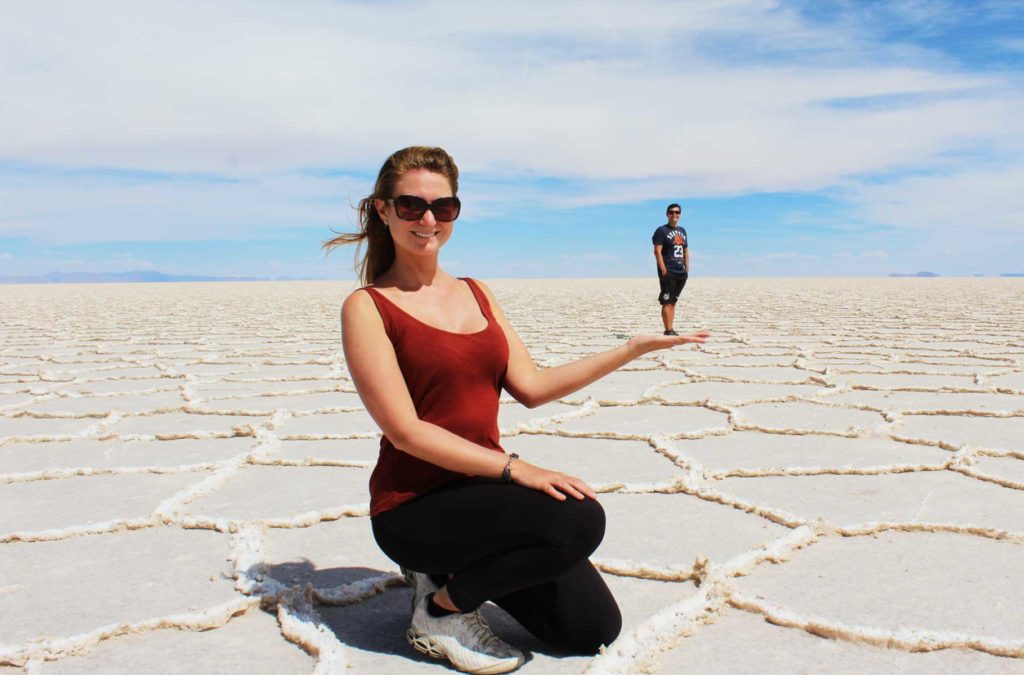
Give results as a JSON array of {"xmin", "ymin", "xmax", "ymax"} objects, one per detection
[{"xmin": 1, "ymin": 277, "xmax": 1023, "ymax": 674}]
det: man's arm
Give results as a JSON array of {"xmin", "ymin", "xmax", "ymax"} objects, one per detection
[
  {"xmin": 684, "ymin": 247, "xmax": 690, "ymax": 274},
  {"xmin": 653, "ymin": 245, "xmax": 667, "ymax": 277}
]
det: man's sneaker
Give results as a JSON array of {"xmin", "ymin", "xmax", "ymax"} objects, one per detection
[
  {"xmin": 406, "ymin": 594, "xmax": 525, "ymax": 674},
  {"xmin": 664, "ymin": 329, "xmax": 679, "ymax": 336},
  {"xmin": 400, "ymin": 566, "xmax": 439, "ymax": 613}
]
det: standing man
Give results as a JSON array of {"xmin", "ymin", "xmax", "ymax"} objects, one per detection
[{"xmin": 652, "ymin": 203, "xmax": 689, "ymax": 336}]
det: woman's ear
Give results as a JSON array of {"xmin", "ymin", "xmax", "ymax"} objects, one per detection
[{"xmin": 374, "ymin": 198, "xmax": 387, "ymax": 221}]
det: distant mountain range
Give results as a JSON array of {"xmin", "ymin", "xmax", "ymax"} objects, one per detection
[
  {"xmin": 1, "ymin": 270, "xmax": 1020, "ymax": 284},
  {"xmin": 887, "ymin": 272, "xmax": 1024, "ymax": 278},
  {"xmin": 0, "ymin": 270, "xmax": 321, "ymax": 284}
]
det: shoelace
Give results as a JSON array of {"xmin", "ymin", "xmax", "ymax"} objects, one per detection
[{"xmin": 463, "ymin": 611, "xmax": 505, "ymax": 652}]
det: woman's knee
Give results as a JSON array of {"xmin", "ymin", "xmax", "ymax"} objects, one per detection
[
  {"xmin": 547, "ymin": 496, "xmax": 606, "ymax": 559},
  {"xmin": 563, "ymin": 602, "xmax": 622, "ymax": 654}
]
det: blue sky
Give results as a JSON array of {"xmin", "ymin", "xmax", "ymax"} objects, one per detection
[{"xmin": 1, "ymin": 0, "xmax": 1022, "ymax": 278}]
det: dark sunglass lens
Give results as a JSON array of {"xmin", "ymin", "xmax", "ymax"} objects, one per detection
[
  {"xmin": 394, "ymin": 195, "xmax": 428, "ymax": 220},
  {"xmin": 432, "ymin": 197, "xmax": 461, "ymax": 221},
  {"xmin": 392, "ymin": 195, "xmax": 460, "ymax": 221}
]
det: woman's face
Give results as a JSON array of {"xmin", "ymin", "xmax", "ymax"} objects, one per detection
[{"xmin": 375, "ymin": 169, "xmax": 455, "ymax": 259}]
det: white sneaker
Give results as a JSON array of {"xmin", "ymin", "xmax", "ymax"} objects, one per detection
[
  {"xmin": 406, "ymin": 594, "xmax": 525, "ymax": 674},
  {"xmin": 401, "ymin": 566, "xmax": 439, "ymax": 613}
]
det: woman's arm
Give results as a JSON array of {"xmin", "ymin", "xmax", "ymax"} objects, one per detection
[
  {"xmin": 476, "ymin": 281, "xmax": 709, "ymax": 408},
  {"xmin": 342, "ymin": 290, "xmax": 595, "ymax": 501}
]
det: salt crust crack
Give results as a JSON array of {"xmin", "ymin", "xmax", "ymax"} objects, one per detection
[
  {"xmin": 2, "ymin": 280, "xmax": 1023, "ymax": 671},
  {"xmin": 727, "ymin": 591, "xmax": 1024, "ymax": 658},
  {"xmin": 0, "ymin": 596, "xmax": 258, "ymax": 666}
]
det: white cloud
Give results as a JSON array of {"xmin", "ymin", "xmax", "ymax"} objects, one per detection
[
  {"xmin": 1, "ymin": 0, "xmax": 1022, "ymax": 278},
  {"xmin": 0, "ymin": 221, "xmax": 36, "ymax": 236},
  {"xmin": 0, "ymin": 171, "xmax": 363, "ymax": 242},
  {"xmin": 1, "ymin": 0, "xmax": 1020, "ymax": 192},
  {"xmin": 844, "ymin": 165, "xmax": 1024, "ymax": 233},
  {"xmin": 762, "ymin": 251, "xmax": 812, "ymax": 260}
]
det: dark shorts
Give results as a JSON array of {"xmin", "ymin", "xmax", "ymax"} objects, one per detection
[{"xmin": 658, "ymin": 273, "xmax": 688, "ymax": 305}]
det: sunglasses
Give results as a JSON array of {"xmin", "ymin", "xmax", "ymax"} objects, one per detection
[
  {"xmin": 388, "ymin": 195, "xmax": 462, "ymax": 222},
  {"xmin": 668, "ymin": 210, "xmax": 681, "ymax": 215}
]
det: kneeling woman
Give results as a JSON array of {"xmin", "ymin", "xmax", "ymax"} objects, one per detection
[{"xmin": 328, "ymin": 146, "xmax": 708, "ymax": 674}]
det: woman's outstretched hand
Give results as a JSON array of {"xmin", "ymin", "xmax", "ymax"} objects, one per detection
[
  {"xmin": 510, "ymin": 459, "xmax": 597, "ymax": 501},
  {"xmin": 628, "ymin": 331, "xmax": 710, "ymax": 356}
]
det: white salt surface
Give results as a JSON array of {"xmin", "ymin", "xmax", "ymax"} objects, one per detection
[{"xmin": 1, "ymin": 277, "xmax": 1023, "ymax": 672}]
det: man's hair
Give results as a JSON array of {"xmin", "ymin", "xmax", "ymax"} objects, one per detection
[{"xmin": 666, "ymin": 203, "xmax": 681, "ymax": 215}]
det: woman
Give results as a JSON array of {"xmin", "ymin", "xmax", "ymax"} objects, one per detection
[{"xmin": 327, "ymin": 146, "xmax": 708, "ymax": 674}]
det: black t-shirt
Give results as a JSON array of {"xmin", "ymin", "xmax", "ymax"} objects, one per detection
[{"xmin": 652, "ymin": 225, "xmax": 688, "ymax": 275}]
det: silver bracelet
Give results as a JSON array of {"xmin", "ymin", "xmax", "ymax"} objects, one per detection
[{"xmin": 502, "ymin": 453, "xmax": 519, "ymax": 484}]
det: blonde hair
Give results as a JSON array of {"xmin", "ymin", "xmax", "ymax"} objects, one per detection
[{"xmin": 323, "ymin": 146, "xmax": 460, "ymax": 285}]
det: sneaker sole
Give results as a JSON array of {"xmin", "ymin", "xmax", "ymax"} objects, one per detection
[{"xmin": 405, "ymin": 626, "xmax": 523, "ymax": 675}]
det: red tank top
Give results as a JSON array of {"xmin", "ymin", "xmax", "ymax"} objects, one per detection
[{"xmin": 362, "ymin": 278, "xmax": 509, "ymax": 516}]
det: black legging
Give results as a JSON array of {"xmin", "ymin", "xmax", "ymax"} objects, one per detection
[{"xmin": 371, "ymin": 477, "xmax": 622, "ymax": 654}]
